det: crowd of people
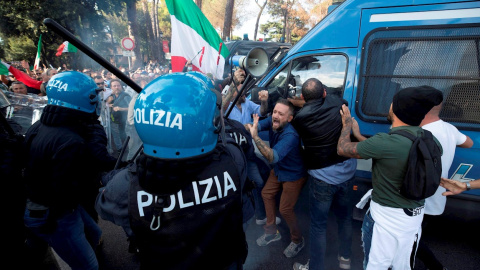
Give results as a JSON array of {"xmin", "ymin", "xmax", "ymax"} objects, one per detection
[{"xmin": 1, "ymin": 55, "xmax": 477, "ymax": 270}]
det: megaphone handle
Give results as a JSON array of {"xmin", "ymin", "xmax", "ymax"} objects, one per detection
[{"xmin": 225, "ymin": 73, "xmax": 252, "ymax": 118}]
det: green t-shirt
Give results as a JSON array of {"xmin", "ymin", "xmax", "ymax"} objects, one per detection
[{"xmin": 357, "ymin": 126, "xmax": 425, "ymax": 209}]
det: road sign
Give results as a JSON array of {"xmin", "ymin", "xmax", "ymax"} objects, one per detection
[
  {"xmin": 121, "ymin": 37, "xmax": 135, "ymax": 51},
  {"xmin": 122, "ymin": 50, "xmax": 135, "ymax": 57}
]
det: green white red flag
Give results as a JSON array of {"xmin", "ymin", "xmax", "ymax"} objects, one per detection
[
  {"xmin": 56, "ymin": 41, "xmax": 77, "ymax": 57},
  {"xmin": 0, "ymin": 61, "xmax": 42, "ymax": 89},
  {"xmin": 34, "ymin": 34, "xmax": 42, "ymax": 70},
  {"xmin": 166, "ymin": 0, "xmax": 229, "ymax": 79}
]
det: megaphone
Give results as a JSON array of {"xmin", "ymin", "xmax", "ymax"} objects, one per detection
[{"xmin": 231, "ymin": 47, "xmax": 269, "ymax": 78}]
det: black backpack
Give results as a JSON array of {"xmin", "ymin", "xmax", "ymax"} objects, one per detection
[{"xmin": 390, "ymin": 129, "xmax": 443, "ymax": 200}]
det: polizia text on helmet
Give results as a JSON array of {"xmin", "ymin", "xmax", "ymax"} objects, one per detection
[
  {"xmin": 134, "ymin": 108, "xmax": 182, "ymax": 130},
  {"xmin": 48, "ymin": 79, "xmax": 68, "ymax": 91}
]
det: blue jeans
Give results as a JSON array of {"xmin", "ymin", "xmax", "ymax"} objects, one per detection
[
  {"xmin": 24, "ymin": 206, "xmax": 102, "ymax": 270},
  {"xmin": 309, "ymin": 176, "xmax": 354, "ymax": 270},
  {"xmin": 361, "ymin": 210, "xmax": 374, "ymax": 270},
  {"xmin": 111, "ymin": 121, "xmax": 127, "ymax": 152},
  {"xmin": 247, "ymin": 160, "xmax": 266, "ymax": 220}
]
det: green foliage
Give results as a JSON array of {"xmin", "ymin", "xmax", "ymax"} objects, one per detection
[
  {"xmin": 4, "ymin": 35, "xmax": 36, "ymax": 60},
  {"xmin": 0, "ymin": 0, "xmax": 121, "ymax": 68},
  {"xmin": 0, "ymin": 0, "xmax": 172, "ymax": 70},
  {"xmin": 260, "ymin": 21, "xmax": 283, "ymax": 42}
]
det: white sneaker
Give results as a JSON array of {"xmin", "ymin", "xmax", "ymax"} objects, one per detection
[
  {"xmin": 293, "ymin": 260, "xmax": 309, "ymax": 270},
  {"xmin": 283, "ymin": 237, "xmax": 305, "ymax": 258},
  {"xmin": 256, "ymin": 216, "xmax": 281, "ymax": 225},
  {"xmin": 338, "ymin": 256, "xmax": 351, "ymax": 269}
]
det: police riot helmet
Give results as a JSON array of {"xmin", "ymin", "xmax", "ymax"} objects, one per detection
[
  {"xmin": 134, "ymin": 72, "xmax": 222, "ymax": 159},
  {"xmin": 46, "ymin": 71, "xmax": 101, "ymax": 116},
  {"xmin": 188, "ymin": 71, "xmax": 215, "ymax": 90}
]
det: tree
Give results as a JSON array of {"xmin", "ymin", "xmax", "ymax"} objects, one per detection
[
  {"xmin": 260, "ymin": 21, "xmax": 283, "ymax": 41},
  {"xmin": 0, "ymin": 0, "xmax": 121, "ymax": 69},
  {"xmin": 267, "ymin": 0, "xmax": 296, "ymax": 42},
  {"xmin": 305, "ymin": 0, "xmax": 332, "ymax": 28},
  {"xmin": 223, "ymin": 0, "xmax": 235, "ymax": 39},
  {"xmin": 126, "ymin": 0, "xmax": 142, "ymax": 69},
  {"xmin": 150, "ymin": 0, "xmax": 162, "ymax": 62},
  {"xmin": 253, "ymin": 0, "xmax": 268, "ymax": 41},
  {"xmin": 142, "ymin": 0, "xmax": 155, "ymax": 61},
  {"xmin": 195, "ymin": 0, "xmax": 203, "ymax": 9}
]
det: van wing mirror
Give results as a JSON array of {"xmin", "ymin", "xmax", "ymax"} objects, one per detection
[{"xmin": 250, "ymin": 86, "xmax": 268, "ymax": 103}]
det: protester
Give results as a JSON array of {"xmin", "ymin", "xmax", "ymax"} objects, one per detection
[
  {"xmin": 1, "ymin": 60, "xmax": 42, "ymax": 94},
  {"xmin": 95, "ymin": 73, "xmax": 248, "ymax": 269},
  {"xmin": 182, "ymin": 59, "xmax": 193, "ymax": 72},
  {"xmin": 247, "ymin": 98, "xmax": 307, "ymax": 258},
  {"xmin": 10, "ymin": 81, "xmax": 28, "ymax": 95},
  {"xmin": 292, "ymin": 78, "xmax": 356, "ymax": 270},
  {"xmin": 222, "ymin": 68, "xmax": 269, "ymax": 124},
  {"xmin": 124, "ymin": 78, "xmax": 145, "ymax": 161},
  {"xmin": 414, "ymin": 95, "xmax": 473, "ymax": 270},
  {"xmin": 337, "ymin": 86, "xmax": 443, "ymax": 269},
  {"xmin": 22, "ymin": 71, "xmax": 109, "ymax": 269},
  {"xmin": 107, "ymin": 79, "xmax": 131, "ymax": 156}
]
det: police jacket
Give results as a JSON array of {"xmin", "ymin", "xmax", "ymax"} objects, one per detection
[
  {"xmin": 225, "ymin": 118, "xmax": 256, "ymax": 223},
  {"xmin": 128, "ymin": 141, "xmax": 248, "ymax": 270},
  {"xmin": 292, "ymin": 95, "xmax": 349, "ymax": 170},
  {"xmin": 23, "ymin": 105, "xmax": 116, "ymax": 216}
]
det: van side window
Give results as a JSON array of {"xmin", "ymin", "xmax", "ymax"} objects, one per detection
[
  {"xmin": 358, "ymin": 27, "xmax": 480, "ymax": 130},
  {"xmin": 266, "ymin": 54, "xmax": 347, "ymax": 102}
]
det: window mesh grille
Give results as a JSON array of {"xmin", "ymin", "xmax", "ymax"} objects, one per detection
[{"xmin": 359, "ymin": 27, "xmax": 480, "ymax": 130}]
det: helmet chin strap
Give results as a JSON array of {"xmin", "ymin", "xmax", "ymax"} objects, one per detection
[
  {"xmin": 213, "ymin": 89, "xmax": 227, "ymax": 147},
  {"xmin": 218, "ymin": 111, "xmax": 227, "ymax": 147}
]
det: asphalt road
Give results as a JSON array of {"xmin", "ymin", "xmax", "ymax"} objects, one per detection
[{"xmin": 48, "ymin": 184, "xmax": 480, "ymax": 270}]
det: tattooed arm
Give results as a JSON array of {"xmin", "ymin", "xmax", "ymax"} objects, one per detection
[
  {"xmin": 222, "ymin": 82, "xmax": 236, "ymax": 112},
  {"xmin": 337, "ymin": 104, "xmax": 362, "ymax": 159},
  {"xmin": 249, "ymin": 114, "xmax": 275, "ymax": 162}
]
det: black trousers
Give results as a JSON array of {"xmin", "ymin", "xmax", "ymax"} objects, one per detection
[{"xmin": 413, "ymin": 214, "xmax": 444, "ymax": 270}]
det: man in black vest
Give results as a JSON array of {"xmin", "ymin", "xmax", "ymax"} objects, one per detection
[
  {"xmin": 292, "ymin": 78, "xmax": 357, "ymax": 270},
  {"xmin": 95, "ymin": 72, "xmax": 248, "ymax": 269}
]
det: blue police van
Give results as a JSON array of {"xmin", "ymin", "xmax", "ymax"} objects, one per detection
[{"xmin": 248, "ymin": 0, "xmax": 480, "ymax": 218}]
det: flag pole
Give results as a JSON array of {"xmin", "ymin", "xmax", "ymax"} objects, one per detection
[
  {"xmin": 190, "ymin": 48, "xmax": 203, "ymax": 62},
  {"xmin": 215, "ymin": 42, "xmax": 223, "ymax": 79}
]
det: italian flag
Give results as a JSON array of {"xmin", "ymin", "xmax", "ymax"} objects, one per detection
[
  {"xmin": 56, "ymin": 41, "xmax": 77, "ymax": 57},
  {"xmin": 34, "ymin": 34, "xmax": 42, "ymax": 70},
  {"xmin": 0, "ymin": 61, "xmax": 42, "ymax": 89},
  {"xmin": 166, "ymin": 0, "xmax": 229, "ymax": 79}
]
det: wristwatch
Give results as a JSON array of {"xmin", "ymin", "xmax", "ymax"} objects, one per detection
[{"xmin": 466, "ymin": 181, "xmax": 471, "ymax": 191}]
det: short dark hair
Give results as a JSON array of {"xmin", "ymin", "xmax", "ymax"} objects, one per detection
[
  {"xmin": 301, "ymin": 78, "xmax": 325, "ymax": 102},
  {"xmin": 110, "ymin": 79, "xmax": 123, "ymax": 88},
  {"xmin": 275, "ymin": 98, "xmax": 295, "ymax": 116},
  {"xmin": 93, "ymin": 75, "xmax": 103, "ymax": 80},
  {"xmin": 10, "ymin": 81, "xmax": 26, "ymax": 89}
]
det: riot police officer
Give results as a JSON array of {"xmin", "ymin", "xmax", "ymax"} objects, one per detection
[
  {"xmin": 96, "ymin": 72, "xmax": 248, "ymax": 269},
  {"xmin": 23, "ymin": 71, "xmax": 115, "ymax": 270}
]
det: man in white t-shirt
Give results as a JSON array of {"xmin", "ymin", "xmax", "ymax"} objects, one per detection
[{"xmin": 415, "ymin": 102, "xmax": 473, "ymax": 270}]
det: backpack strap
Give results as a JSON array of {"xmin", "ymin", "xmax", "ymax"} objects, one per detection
[
  {"xmin": 389, "ymin": 129, "xmax": 417, "ymax": 141},
  {"xmin": 384, "ymin": 129, "xmax": 418, "ymax": 196}
]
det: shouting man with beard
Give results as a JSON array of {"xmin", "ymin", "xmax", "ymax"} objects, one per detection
[{"xmin": 246, "ymin": 98, "xmax": 307, "ymax": 258}]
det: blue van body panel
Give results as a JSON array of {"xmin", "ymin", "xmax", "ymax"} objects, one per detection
[{"xmin": 257, "ymin": 0, "xmax": 480, "ymax": 200}]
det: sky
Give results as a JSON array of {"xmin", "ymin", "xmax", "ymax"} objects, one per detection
[{"xmin": 231, "ymin": 7, "xmax": 271, "ymax": 41}]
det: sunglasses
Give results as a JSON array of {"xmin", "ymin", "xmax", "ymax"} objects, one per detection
[
  {"xmin": 96, "ymin": 82, "xmax": 104, "ymax": 86},
  {"xmin": 35, "ymin": 73, "xmax": 42, "ymax": 75}
]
